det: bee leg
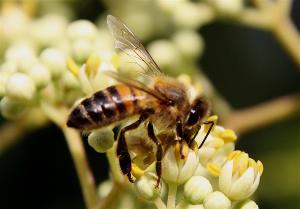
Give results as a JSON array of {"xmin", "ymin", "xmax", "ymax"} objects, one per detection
[
  {"xmin": 198, "ymin": 121, "xmax": 214, "ymax": 149},
  {"xmin": 147, "ymin": 122, "xmax": 163, "ymax": 188},
  {"xmin": 117, "ymin": 109, "xmax": 153, "ymax": 183},
  {"xmin": 176, "ymin": 117, "xmax": 187, "ymax": 159}
]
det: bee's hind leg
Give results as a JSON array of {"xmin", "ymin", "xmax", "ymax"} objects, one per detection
[
  {"xmin": 117, "ymin": 109, "xmax": 154, "ymax": 183},
  {"xmin": 147, "ymin": 122, "xmax": 163, "ymax": 188}
]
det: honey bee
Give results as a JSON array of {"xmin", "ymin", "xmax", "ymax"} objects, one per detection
[{"xmin": 67, "ymin": 15, "xmax": 214, "ymax": 186}]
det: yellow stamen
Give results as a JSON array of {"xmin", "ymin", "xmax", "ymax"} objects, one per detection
[
  {"xmin": 220, "ymin": 129, "xmax": 237, "ymax": 143},
  {"xmin": 207, "ymin": 163, "xmax": 221, "ymax": 176},
  {"xmin": 66, "ymin": 57, "xmax": 80, "ymax": 76},
  {"xmin": 248, "ymin": 158, "xmax": 257, "ymax": 172},
  {"xmin": 228, "ymin": 150, "xmax": 241, "ymax": 160},
  {"xmin": 86, "ymin": 53, "xmax": 101, "ymax": 76},
  {"xmin": 257, "ymin": 160, "xmax": 264, "ymax": 174},
  {"xmin": 211, "ymin": 137, "xmax": 224, "ymax": 149},
  {"xmin": 132, "ymin": 163, "xmax": 144, "ymax": 179}
]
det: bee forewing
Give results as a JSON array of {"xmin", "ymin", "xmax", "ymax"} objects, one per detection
[{"xmin": 107, "ymin": 15, "xmax": 162, "ymax": 76}]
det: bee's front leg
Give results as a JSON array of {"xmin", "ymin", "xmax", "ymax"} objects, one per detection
[{"xmin": 117, "ymin": 109, "xmax": 153, "ymax": 183}]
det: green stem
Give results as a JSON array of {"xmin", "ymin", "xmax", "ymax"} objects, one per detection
[
  {"xmin": 154, "ymin": 198, "xmax": 167, "ymax": 209},
  {"xmin": 167, "ymin": 183, "xmax": 177, "ymax": 209},
  {"xmin": 40, "ymin": 102, "xmax": 98, "ymax": 209},
  {"xmin": 106, "ymin": 145, "xmax": 124, "ymax": 183}
]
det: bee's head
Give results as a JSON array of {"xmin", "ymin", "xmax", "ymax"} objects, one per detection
[{"xmin": 185, "ymin": 97, "xmax": 209, "ymax": 127}]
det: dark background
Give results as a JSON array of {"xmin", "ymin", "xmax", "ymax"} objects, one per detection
[{"xmin": 1, "ymin": 1, "xmax": 300, "ymax": 209}]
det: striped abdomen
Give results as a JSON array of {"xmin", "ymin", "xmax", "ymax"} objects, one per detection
[{"xmin": 67, "ymin": 84, "xmax": 147, "ymax": 130}]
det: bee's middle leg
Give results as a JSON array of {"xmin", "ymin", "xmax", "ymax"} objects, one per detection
[
  {"xmin": 117, "ymin": 109, "xmax": 154, "ymax": 183},
  {"xmin": 147, "ymin": 122, "xmax": 163, "ymax": 188}
]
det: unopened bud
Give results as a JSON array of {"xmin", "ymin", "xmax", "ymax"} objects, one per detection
[
  {"xmin": 0, "ymin": 96, "xmax": 28, "ymax": 119},
  {"xmin": 5, "ymin": 73, "xmax": 36, "ymax": 101},
  {"xmin": 184, "ymin": 176, "xmax": 213, "ymax": 204},
  {"xmin": 134, "ymin": 172, "xmax": 160, "ymax": 201},
  {"xmin": 88, "ymin": 129, "xmax": 114, "ymax": 153},
  {"xmin": 204, "ymin": 191, "xmax": 231, "ymax": 209}
]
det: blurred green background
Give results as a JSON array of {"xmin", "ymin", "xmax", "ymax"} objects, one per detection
[{"xmin": 1, "ymin": 0, "xmax": 300, "ymax": 209}]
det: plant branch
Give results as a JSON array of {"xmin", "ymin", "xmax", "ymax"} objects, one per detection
[
  {"xmin": 0, "ymin": 109, "xmax": 49, "ymax": 153},
  {"xmin": 40, "ymin": 102, "xmax": 98, "ymax": 209},
  {"xmin": 237, "ymin": 0, "xmax": 300, "ymax": 68},
  {"xmin": 154, "ymin": 197, "xmax": 167, "ymax": 209},
  {"xmin": 222, "ymin": 93, "xmax": 300, "ymax": 135}
]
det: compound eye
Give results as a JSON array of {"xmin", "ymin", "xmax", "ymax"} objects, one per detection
[{"xmin": 186, "ymin": 107, "xmax": 199, "ymax": 126}]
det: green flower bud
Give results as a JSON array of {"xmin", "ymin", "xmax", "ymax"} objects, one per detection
[
  {"xmin": 0, "ymin": 72, "xmax": 10, "ymax": 96},
  {"xmin": 5, "ymin": 43, "xmax": 37, "ymax": 72},
  {"xmin": 30, "ymin": 14, "xmax": 68, "ymax": 47},
  {"xmin": 203, "ymin": 191, "xmax": 231, "ymax": 209},
  {"xmin": 62, "ymin": 71, "xmax": 80, "ymax": 89},
  {"xmin": 173, "ymin": 30, "xmax": 204, "ymax": 59},
  {"xmin": 5, "ymin": 73, "xmax": 36, "ymax": 101},
  {"xmin": 211, "ymin": 0, "xmax": 243, "ymax": 17},
  {"xmin": 134, "ymin": 172, "xmax": 160, "ymax": 201},
  {"xmin": 72, "ymin": 40, "xmax": 93, "ymax": 62},
  {"xmin": 67, "ymin": 20, "xmax": 98, "ymax": 41},
  {"xmin": 0, "ymin": 96, "xmax": 28, "ymax": 119},
  {"xmin": 88, "ymin": 129, "xmax": 114, "ymax": 153},
  {"xmin": 28, "ymin": 63, "xmax": 51, "ymax": 88},
  {"xmin": 240, "ymin": 200, "xmax": 259, "ymax": 209},
  {"xmin": 173, "ymin": 2, "xmax": 214, "ymax": 29},
  {"xmin": 184, "ymin": 176, "xmax": 213, "ymax": 204},
  {"xmin": 0, "ymin": 61, "xmax": 18, "ymax": 74},
  {"xmin": 40, "ymin": 48, "xmax": 66, "ymax": 77}
]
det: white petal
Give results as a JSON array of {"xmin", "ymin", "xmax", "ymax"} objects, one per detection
[
  {"xmin": 162, "ymin": 147, "xmax": 179, "ymax": 183},
  {"xmin": 219, "ymin": 160, "xmax": 233, "ymax": 195},
  {"xmin": 177, "ymin": 150, "xmax": 198, "ymax": 184},
  {"xmin": 229, "ymin": 167, "xmax": 255, "ymax": 200},
  {"xmin": 246, "ymin": 173, "xmax": 261, "ymax": 198}
]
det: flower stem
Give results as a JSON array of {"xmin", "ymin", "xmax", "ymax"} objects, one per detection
[
  {"xmin": 106, "ymin": 145, "xmax": 124, "ymax": 183},
  {"xmin": 167, "ymin": 183, "xmax": 177, "ymax": 209},
  {"xmin": 40, "ymin": 102, "xmax": 98, "ymax": 209},
  {"xmin": 154, "ymin": 197, "xmax": 167, "ymax": 209},
  {"xmin": 61, "ymin": 126, "xmax": 99, "ymax": 209},
  {"xmin": 223, "ymin": 93, "xmax": 300, "ymax": 134}
]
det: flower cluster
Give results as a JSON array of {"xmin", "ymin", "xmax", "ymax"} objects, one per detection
[{"xmin": 0, "ymin": 2, "xmax": 265, "ymax": 209}]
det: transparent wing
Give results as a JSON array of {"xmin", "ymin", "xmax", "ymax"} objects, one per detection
[{"xmin": 107, "ymin": 15, "xmax": 162, "ymax": 76}]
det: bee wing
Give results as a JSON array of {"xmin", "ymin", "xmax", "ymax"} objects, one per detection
[
  {"xmin": 105, "ymin": 70, "xmax": 168, "ymax": 102},
  {"xmin": 107, "ymin": 15, "xmax": 162, "ymax": 77}
]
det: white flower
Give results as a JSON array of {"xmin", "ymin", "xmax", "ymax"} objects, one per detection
[
  {"xmin": 219, "ymin": 151, "xmax": 263, "ymax": 201},
  {"xmin": 184, "ymin": 176, "xmax": 213, "ymax": 204},
  {"xmin": 162, "ymin": 142, "xmax": 198, "ymax": 185},
  {"xmin": 203, "ymin": 191, "xmax": 231, "ymax": 209}
]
